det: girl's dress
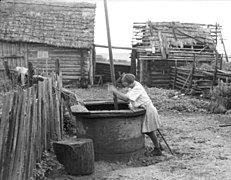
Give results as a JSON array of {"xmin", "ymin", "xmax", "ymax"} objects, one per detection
[{"xmin": 126, "ymin": 81, "xmax": 161, "ymax": 133}]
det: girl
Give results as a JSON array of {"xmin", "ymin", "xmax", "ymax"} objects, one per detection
[{"xmin": 109, "ymin": 73, "xmax": 162, "ymax": 156}]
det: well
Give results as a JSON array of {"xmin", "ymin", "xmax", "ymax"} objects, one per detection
[{"xmin": 72, "ymin": 101, "xmax": 146, "ymax": 162}]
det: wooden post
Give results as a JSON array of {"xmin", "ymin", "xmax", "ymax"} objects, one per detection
[
  {"xmin": 3, "ymin": 60, "xmax": 11, "ymax": 79},
  {"xmin": 158, "ymin": 31, "xmax": 167, "ymax": 60},
  {"xmin": 173, "ymin": 60, "xmax": 178, "ymax": 89},
  {"xmin": 27, "ymin": 62, "xmax": 34, "ymax": 87},
  {"xmin": 80, "ymin": 50, "xmax": 85, "ymax": 79},
  {"xmin": 46, "ymin": 58, "xmax": 48, "ymax": 76},
  {"xmin": 220, "ymin": 54, "xmax": 223, "ymax": 70},
  {"xmin": 92, "ymin": 45, "xmax": 96, "ymax": 83},
  {"xmin": 55, "ymin": 58, "xmax": 60, "ymax": 76},
  {"xmin": 140, "ymin": 60, "xmax": 143, "ymax": 84},
  {"xmin": 104, "ymin": 0, "xmax": 118, "ymax": 110},
  {"xmin": 89, "ymin": 47, "xmax": 94, "ymax": 86},
  {"xmin": 215, "ymin": 23, "xmax": 218, "ymax": 46},
  {"xmin": 130, "ymin": 49, "xmax": 137, "ymax": 76},
  {"xmin": 220, "ymin": 32, "xmax": 229, "ymax": 62},
  {"xmin": 189, "ymin": 54, "xmax": 196, "ymax": 89},
  {"xmin": 212, "ymin": 51, "xmax": 218, "ymax": 89}
]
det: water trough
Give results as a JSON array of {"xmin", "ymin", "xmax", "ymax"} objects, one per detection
[{"xmin": 72, "ymin": 101, "xmax": 146, "ymax": 162}]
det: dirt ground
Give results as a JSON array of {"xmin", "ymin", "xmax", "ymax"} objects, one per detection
[
  {"xmin": 47, "ymin": 110, "xmax": 231, "ymax": 180},
  {"xmin": 2, "ymin": 86, "xmax": 230, "ymax": 180}
]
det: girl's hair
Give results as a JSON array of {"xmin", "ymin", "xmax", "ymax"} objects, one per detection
[{"xmin": 121, "ymin": 73, "xmax": 135, "ymax": 84}]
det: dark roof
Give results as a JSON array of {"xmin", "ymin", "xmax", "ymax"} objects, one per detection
[
  {"xmin": 132, "ymin": 21, "xmax": 220, "ymax": 49},
  {"xmin": 0, "ymin": 0, "xmax": 96, "ymax": 48}
]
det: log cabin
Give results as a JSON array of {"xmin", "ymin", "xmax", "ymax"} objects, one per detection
[
  {"xmin": 132, "ymin": 21, "xmax": 222, "ymax": 88},
  {"xmin": 0, "ymin": 0, "xmax": 96, "ymax": 85}
]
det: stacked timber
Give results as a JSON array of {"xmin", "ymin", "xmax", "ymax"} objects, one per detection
[
  {"xmin": 170, "ymin": 66, "xmax": 213, "ymax": 95},
  {"xmin": 170, "ymin": 66, "xmax": 231, "ymax": 95}
]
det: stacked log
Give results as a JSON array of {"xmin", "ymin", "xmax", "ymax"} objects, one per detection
[
  {"xmin": 170, "ymin": 65, "xmax": 231, "ymax": 96},
  {"xmin": 170, "ymin": 66, "xmax": 213, "ymax": 94}
]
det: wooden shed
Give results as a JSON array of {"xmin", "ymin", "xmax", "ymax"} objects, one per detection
[
  {"xmin": 0, "ymin": 0, "xmax": 96, "ymax": 85},
  {"xmin": 132, "ymin": 21, "xmax": 222, "ymax": 88}
]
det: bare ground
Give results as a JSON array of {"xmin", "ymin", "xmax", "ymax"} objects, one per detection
[
  {"xmin": 47, "ymin": 111, "xmax": 231, "ymax": 180},
  {"xmin": 1, "ymin": 86, "xmax": 231, "ymax": 179}
]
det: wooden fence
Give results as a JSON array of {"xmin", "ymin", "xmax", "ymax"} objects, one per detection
[
  {"xmin": 0, "ymin": 74, "xmax": 63, "ymax": 180},
  {"xmin": 170, "ymin": 66, "xmax": 231, "ymax": 95}
]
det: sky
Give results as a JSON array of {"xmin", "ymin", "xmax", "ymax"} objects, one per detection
[{"xmin": 59, "ymin": 0, "xmax": 231, "ymax": 59}]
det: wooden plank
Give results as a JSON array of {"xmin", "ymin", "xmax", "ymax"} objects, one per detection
[
  {"xmin": 37, "ymin": 81, "xmax": 42, "ymax": 161},
  {"xmin": 55, "ymin": 59, "xmax": 60, "ymax": 76},
  {"xmin": 18, "ymin": 89, "xmax": 28, "ymax": 179},
  {"xmin": 55, "ymin": 76, "xmax": 61, "ymax": 140},
  {"xmin": 24, "ymin": 87, "xmax": 32, "ymax": 180},
  {"xmin": 58, "ymin": 73, "xmax": 63, "ymax": 139},
  {"xmin": 30, "ymin": 86, "xmax": 38, "ymax": 179},
  {"xmin": 0, "ymin": 93, "xmax": 11, "ymax": 180},
  {"xmin": 173, "ymin": 61, "xmax": 178, "ymax": 89},
  {"xmin": 89, "ymin": 47, "xmax": 94, "ymax": 86},
  {"xmin": 11, "ymin": 89, "xmax": 24, "ymax": 180},
  {"xmin": 150, "ymin": 79, "xmax": 170, "ymax": 83},
  {"xmin": 48, "ymin": 78, "xmax": 54, "ymax": 140},
  {"xmin": 52, "ymin": 76, "xmax": 58, "ymax": 140},
  {"xmin": 42, "ymin": 80, "xmax": 48, "ymax": 150},
  {"xmin": 3, "ymin": 92, "xmax": 18, "ymax": 180},
  {"xmin": 46, "ymin": 79, "xmax": 51, "ymax": 145}
]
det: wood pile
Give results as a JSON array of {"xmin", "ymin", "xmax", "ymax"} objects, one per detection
[
  {"xmin": 170, "ymin": 65, "xmax": 231, "ymax": 96},
  {"xmin": 170, "ymin": 66, "xmax": 213, "ymax": 95},
  {"xmin": 0, "ymin": 74, "xmax": 63, "ymax": 179}
]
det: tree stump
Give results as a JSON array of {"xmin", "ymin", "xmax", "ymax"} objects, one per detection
[{"xmin": 53, "ymin": 138, "xmax": 94, "ymax": 175}]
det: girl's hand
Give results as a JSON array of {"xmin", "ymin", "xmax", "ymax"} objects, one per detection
[{"xmin": 108, "ymin": 84, "xmax": 117, "ymax": 93}]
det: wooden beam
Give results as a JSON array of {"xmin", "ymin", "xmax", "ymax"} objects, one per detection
[
  {"xmin": 55, "ymin": 58, "xmax": 60, "ymax": 75},
  {"xmin": 130, "ymin": 49, "xmax": 137, "ymax": 75},
  {"xmin": 89, "ymin": 47, "xmax": 94, "ymax": 86},
  {"xmin": 104, "ymin": 0, "xmax": 118, "ymax": 110},
  {"xmin": 94, "ymin": 44, "xmax": 139, "ymax": 51}
]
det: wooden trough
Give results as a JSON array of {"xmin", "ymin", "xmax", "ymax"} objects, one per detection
[{"xmin": 72, "ymin": 101, "xmax": 146, "ymax": 162}]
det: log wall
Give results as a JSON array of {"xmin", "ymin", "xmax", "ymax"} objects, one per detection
[
  {"xmin": 27, "ymin": 44, "xmax": 90, "ymax": 83},
  {"xmin": 137, "ymin": 56, "xmax": 216, "ymax": 88},
  {"xmin": 0, "ymin": 41, "xmax": 91, "ymax": 84}
]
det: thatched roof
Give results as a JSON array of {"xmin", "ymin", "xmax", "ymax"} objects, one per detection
[
  {"xmin": 0, "ymin": 0, "xmax": 96, "ymax": 48},
  {"xmin": 132, "ymin": 21, "xmax": 221, "ymax": 50}
]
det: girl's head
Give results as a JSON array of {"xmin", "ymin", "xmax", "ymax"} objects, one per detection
[{"xmin": 121, "ymin": 73, "xmax": 135, "ymax": 87}]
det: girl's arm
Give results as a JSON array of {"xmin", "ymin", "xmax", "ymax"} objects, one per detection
[{"xmin": 109, "ymin": 85, "xmax": 129, "ymax": 102}]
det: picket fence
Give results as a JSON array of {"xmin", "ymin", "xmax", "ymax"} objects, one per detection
[{"xmin": 0, "ymin": 74, "xmax": 63, "ymax": 180}]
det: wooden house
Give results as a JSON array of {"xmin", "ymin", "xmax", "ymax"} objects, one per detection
[
  {"xmin": 0, "ymin": 0, "xmax": 96, "ymax": 85},
  {"xmin": 132, "ymin": 21, "xmax": 222, "ymax": 88}
]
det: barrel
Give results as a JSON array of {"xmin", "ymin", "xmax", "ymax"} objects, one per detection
[{"xmin": 72, "ymin": 101, "xmax": 146, "ymax": 162}]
